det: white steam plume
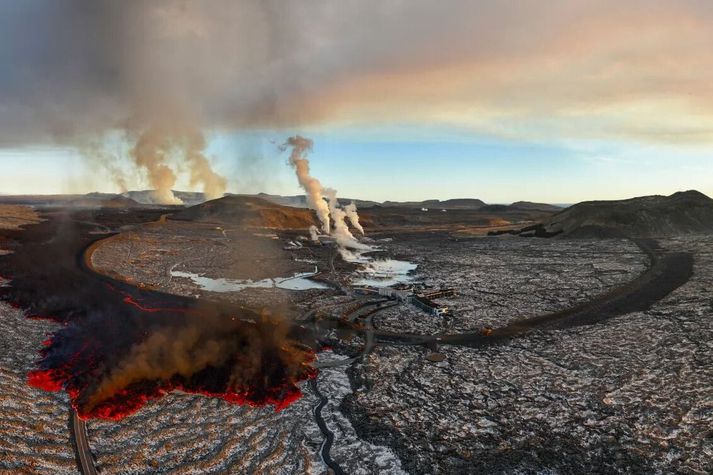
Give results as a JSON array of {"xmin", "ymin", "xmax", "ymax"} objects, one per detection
[
  {"xmin": 309, "ymin": 225, "xmax": 320, "ymax": 243},
  {"xmin": 281, "ymin": 136, "xmax": 331, "ymax": 234},
  {"xmin": 343, "ymin": 201, "xmax": 364, "ymax": 235},
  {"xmin": 325, "ymin": 188, "xmax": 369, "ymax": 250},
  {"xmin": 281, "ymin": 135, "xmax": 367, "ymax": 251}
]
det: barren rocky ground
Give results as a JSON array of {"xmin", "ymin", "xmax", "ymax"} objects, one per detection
[
  {"xmin": 344, "ymin": 236, "xmax": 713, "ymax": 474},
  {"xmin": 0, "ymin": 295, "xmax": 76, "ymax": 474},
  {"xmin": 0, "ymin": 205, "xmax": 42, "ymax": 231},
  {"xmin": 2, "ymin": 202, "xmax": 710, "ymax": 474},
  {"xmin": 380, "ymin": 234, "xmax": 649, "ymax": 331},
  {"xmin": 0, "ymin": 207, "xmax": 77, "ymax": 473},
  {"xmin": 89, "ymin": 219, "xmax": 339, "ymax": 309}
]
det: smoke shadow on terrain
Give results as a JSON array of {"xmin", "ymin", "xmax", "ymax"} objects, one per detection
[{"xmin": 0, "ymin": 209, "xmax": 317, "ymax": 420}]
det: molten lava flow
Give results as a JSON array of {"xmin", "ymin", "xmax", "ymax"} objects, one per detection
[
  {"xmin": 121, "ymin": 295, "xmax": 187, "ymax": 314},
  {"xmin": 2, "ymin": 210, "xmax": 317, "ymax": 421},
  {"xmin": 27, "ymin": 299, "xmax": 317, "ymax": 420},
  {"xmin": 27, "ymin": 369, "xmax": 64, "ymax": 392},
  {"xmin": 104, "ymin": 282, "xmax": 188, "ymax": 314}
]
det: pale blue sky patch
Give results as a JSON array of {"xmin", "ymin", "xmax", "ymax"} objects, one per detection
[{"xmin": 1, "ymin": 127, "xmax": 712, "ymax": 203}]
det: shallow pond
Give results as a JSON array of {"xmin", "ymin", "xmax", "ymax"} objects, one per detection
[{"xmin": 171, "ymin": 267, "xmax": 328, "ymax": 292}]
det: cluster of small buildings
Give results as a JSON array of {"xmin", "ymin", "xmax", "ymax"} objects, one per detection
[
  {"xmin": 411, "ymin": 288, "xmax": 456, "ymax": 316},
  {"xmin": 375, "ymin": 285, "xmax": 456, "ymax": 316}
]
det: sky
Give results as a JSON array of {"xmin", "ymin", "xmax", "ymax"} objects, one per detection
[{"xmin": 1, "ymin": 0, "xmax": 713, "ymax": 203}]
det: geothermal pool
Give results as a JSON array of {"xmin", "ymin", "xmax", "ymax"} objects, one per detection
[
  {"xmin": 339, "ymin": 247, "xmax": 418, "ymax": 287},
  {"xmin": 351, "ymin": 258, "xmax": 418, "ymax": 287},
  {"xmin": 171, "ymin": 267, "xmax": 328, "ymax": 292}
]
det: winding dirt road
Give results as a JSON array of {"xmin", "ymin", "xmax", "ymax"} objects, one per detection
[{"xmin": 374, "ymin": 238, "xmax": 694, "ymax": 348}]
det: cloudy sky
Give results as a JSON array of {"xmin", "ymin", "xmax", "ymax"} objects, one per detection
[{"xmin": 1, "ymin": 0, "xmax": 712, "ymax": 202}]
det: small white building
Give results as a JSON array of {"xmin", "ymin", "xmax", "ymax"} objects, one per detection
[{"xmin": 378, "ymin": 287, "xmax": 410, "ymax": 301}]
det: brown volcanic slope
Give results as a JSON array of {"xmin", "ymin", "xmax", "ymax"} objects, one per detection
[
  {"xmin": 0, "ymin": 204, "xmax": 43, "ymax": 230},
  {"xmin": 67, "ymin": 193, "xmax": 143, "ymax": 209},
  {"xmin": 170, "ymin": 195, "xmax": 558, "ymax": 232},
  {"xmin": 170, "ymin": 195, "xmax": 317, "ymax": 229},
  {"xmin": 538, "ymin": 190, "xmax": 713, "ymax": 238}
]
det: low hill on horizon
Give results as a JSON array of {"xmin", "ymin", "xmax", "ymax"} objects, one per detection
[
  {"xmin": 169, "ymin": 195, "xmax": 317, "ymax": 229},
  {"xmin": 510, "ymin": 201, "xmax": 563, "ymax": 212},
  {"xmin": 523, "ymin": 190, "xmax": 713, "ymax": 238}
]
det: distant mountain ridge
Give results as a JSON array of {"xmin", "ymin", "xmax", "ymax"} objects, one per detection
[
  {"xmin": 168, "ymin": 194, "xmax": 560, "ymax": 233},
  {"xmin": 0, "ymin": 189, "xmax": 563, "ymax": 215},
  {"xmin": 381, "ymin": 198, "xmax": 487, "ymax": 209},
  {"xmin": 120, "ymin": 190, "xmax": 561, "ymax": 211},
  {"xmin": 0, "ymin": 192, "xmax": 141, "ymax": 208},
  {"xmin": 257, "ymin": 194, "xmax": 561, "ymax": 212}
]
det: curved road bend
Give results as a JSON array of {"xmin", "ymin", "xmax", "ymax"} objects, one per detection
[
  {"xmin": 374, "ymin": 238, "xmax": 694, "ymax": 348},
  {"xmin": 357, "ymin": 301, "xmax": 397, "ymax": 357},
  {"xmin": 316, "ymin": 300, "xmax": 396, "ymax": 369},
  {"xmin": 70, "ymin": 408, "xmax": 97, "ymax": 475}
]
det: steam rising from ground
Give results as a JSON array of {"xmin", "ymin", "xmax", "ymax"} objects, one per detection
[
  {"xmin": 131, "ymin": 127, "xmax": 182, "ymax": 204},
  {"xmin": 282, "ymin": 136, "xmax": 369, "ymax": 250},
  {"xmin": 128, "ymin": 125, "xmax": 227, "ymax": 204},
  {"xmin": 325, "ymin": 188, "xmax": 367, "ymax": 250},
  {"xmin": 344, "ymin": 202, "xmax": 365, "ymax": 235},
  {"xmin": 184, "ymin": 131, "xmax": 228, "ymax": 201},
  {"xmin": 281, "ymin": 136, "xmax": 331, "ymax": 234},
  {"xmin": 309, "ymin": 225, "xmax": 320, "ymax": 242}
]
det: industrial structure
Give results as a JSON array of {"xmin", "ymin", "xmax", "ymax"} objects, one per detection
[
  {"xmin": 417, "ymin": 288, "xmax": 456, "ymax": 300},
  {"xmin": 378, "ymin": 287, "xmax": 410, "ymax": 301},
  {"xmin": 411, "ymin": 294, "xmax": 451, "ymax": 316},
  {"xmin": 362, "ymin": 285, "xmax": 456, "ymax": 317}
]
